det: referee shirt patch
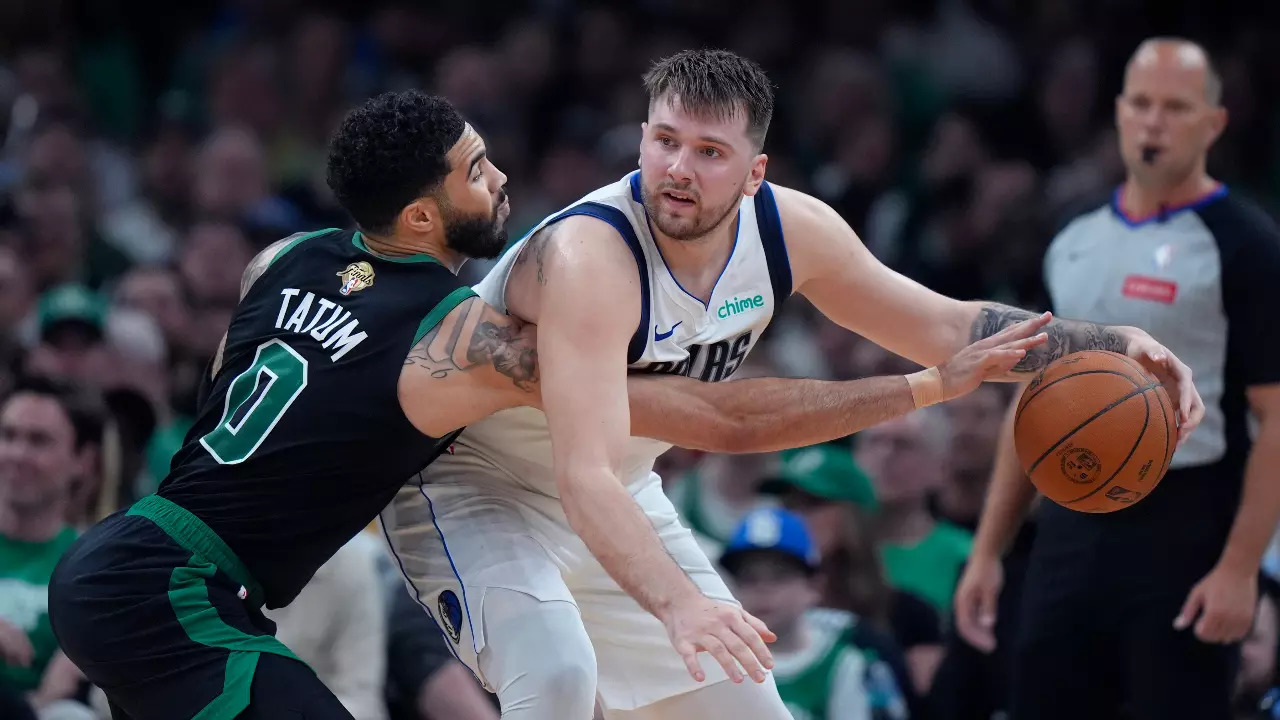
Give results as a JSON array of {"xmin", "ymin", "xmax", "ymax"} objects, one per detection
[{"xmin": 1122, "ymin": 275, "xmax": 1178, "ymax": 304}]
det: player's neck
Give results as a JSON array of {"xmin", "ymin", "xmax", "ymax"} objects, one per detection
[
  {"xmin": 0, "ymin": 500, "xmax": 65, "ymax": 543},
  {"xmin": 651, "ymin": 221, "xmax": 736, "ymax": 305},
  {"xmin": 1121, "ymin": 172, "xmax": 1219, "ymax": 219},
  {"xmin": 362, "ymin": 231, "xmax": 462, "ymax": 274}
]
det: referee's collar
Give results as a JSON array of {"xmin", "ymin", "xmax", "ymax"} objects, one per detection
[{"xmin": 1110, "ymin": 183, "xmax": 1228, "ymax": 228}]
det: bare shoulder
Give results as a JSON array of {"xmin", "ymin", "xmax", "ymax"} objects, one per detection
[
  {"xmin": 513, "ymin": 215, "xmax": 637, "ymax": 279},
  {"xmin": 507, "ymin": 215, "xmax": 641, "ymax": 324},
  {"xmin": 766, "ymin": 183, "xmax": 871, "ymax": 287},
  {"xmin": 403, "ymin": 295, "xmax": 538, "ymax": 392}
]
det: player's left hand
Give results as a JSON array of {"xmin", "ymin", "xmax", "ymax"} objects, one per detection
[
  {"xmin": 1122, "ymin": 329, "xmax": 1204, "ymax": 446},
  {"xmin": 1173, "ymin": 563, "xmax": 1258, "ymax": 644}
]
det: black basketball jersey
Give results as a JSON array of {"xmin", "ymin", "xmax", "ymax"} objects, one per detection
[{"xmin": 158, "ymin": 228, "xmax": 475, "ymax": 608}]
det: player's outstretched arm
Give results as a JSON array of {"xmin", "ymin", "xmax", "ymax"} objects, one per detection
[
  {"xmin": 627, "ymin": 311, "xmax": 1049, "ymax": 452},
  {"xmin": 773, "ymin": 185, "xmax": 1204, "ymax": 438},
  {"xmin": 510, "ymin": 216, "xmax": 775, "ymax": 685}
]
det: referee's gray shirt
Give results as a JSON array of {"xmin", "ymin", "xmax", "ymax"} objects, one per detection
[{"xmin": 1042, "ymin": 186, "xmax": 1280, "ymax": 528}]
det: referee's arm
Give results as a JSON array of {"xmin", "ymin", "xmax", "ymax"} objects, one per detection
[{"xmin": 1175, "ymin": 220, "xmax": 1280, "ymax": 644}]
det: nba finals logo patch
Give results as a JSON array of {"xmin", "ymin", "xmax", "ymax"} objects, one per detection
[
  {"xmin": 337, "ymin": 261, "xmax": 375, "ymax": 295},
  {"xmin": 438, "ymin": 590, "xmax": 463, "ymax": 644}
]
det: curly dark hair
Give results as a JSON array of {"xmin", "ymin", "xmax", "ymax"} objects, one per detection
[
  {"xmin": 326, "ymin": 91, "xmax": 467, "ymax": 235},
  {"xmin": 642, "ymin": 49, "xmax": 775, "ymax": 151}
]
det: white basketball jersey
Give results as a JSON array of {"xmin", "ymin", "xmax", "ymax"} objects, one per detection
[{"xmin": 438, "ymin": 171, "xmax": 792, "ymax": 495}]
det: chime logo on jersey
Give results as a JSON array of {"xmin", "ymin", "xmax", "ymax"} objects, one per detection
[{"xmin": 337, "ymin": 261, "xmax": 375, "ymax": 295}]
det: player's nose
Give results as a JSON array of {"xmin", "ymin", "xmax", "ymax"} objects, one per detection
[{"xmin": 666, "ymin": 148, "xmax": 695, "ymax": 183}]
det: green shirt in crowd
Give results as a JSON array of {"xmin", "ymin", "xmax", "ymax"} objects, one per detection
[
  {"xmin": 0, "ymin": 526, "xmax": 79, "ymax": 691},
  {"xmin": 879, "ymin": 521, "xmax": 973, "ymax": 616}
]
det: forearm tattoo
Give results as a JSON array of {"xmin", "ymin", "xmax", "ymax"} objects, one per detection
[
  {"xmin": 971, "ymin": 304, "xmax": 1128, "ymax": 374},
  {"xmin": 405, "ymin": 299, "xmax": 539, "ymax": 392}
]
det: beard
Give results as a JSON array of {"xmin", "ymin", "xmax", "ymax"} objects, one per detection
[
  {"xmin": 641, "ymin": 180, "xmax": 743, "ymax": 242},
  {"xmin": 442, "ymin": 191, "xmax": 509, "ymax": 260}
]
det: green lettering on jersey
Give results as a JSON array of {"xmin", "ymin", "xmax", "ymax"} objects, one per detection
[{"xmin": 200, "ymin": 339, "xmax": 309, "ymax": 465}]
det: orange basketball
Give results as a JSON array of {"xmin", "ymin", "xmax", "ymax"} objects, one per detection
[{"xmin": 1013, "ymin": 350, "xmax": 1178, "ymax": 513}]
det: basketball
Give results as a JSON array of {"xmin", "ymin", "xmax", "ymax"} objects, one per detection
[{"xmin": 1013, "ymin": 350, "xmax": 1178, "ymax": 513}]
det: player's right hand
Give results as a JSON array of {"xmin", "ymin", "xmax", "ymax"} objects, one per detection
[
  {"xmin": 663, "ymin": 593, "xmax": 776, "ymax": 684},
  {"xmin": 939, "ymin": 311, "xmax": 1052, "ymax": 400},
  {"xmin": 954, "ymin": 553, "xmax": 1004, "ymax": 654},
  {"xmin": 0, "ymin": 618, "xmax": 34, "ymax": 668}
]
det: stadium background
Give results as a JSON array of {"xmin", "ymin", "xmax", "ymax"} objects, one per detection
[{"xmin": 1, "ymin": 0, "xmax": 1278, "ymax": 718}]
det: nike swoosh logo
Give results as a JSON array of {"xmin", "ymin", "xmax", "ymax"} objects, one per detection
[{"xmin": 654, "ymin": 321, "xmax": 682, "ymax": 341}]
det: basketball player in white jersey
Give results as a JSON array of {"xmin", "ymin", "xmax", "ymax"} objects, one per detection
[{"xmin": 382, "ymin": 50, "xmax": 1205, "ymax": 719}]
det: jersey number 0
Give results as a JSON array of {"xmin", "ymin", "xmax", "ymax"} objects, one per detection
[{"xmin": 199, "ymin": 339, "xmax": 310, "ymax": 465}]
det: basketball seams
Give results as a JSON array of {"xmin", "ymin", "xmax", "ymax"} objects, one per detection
[
  {"xmin": 1015, "ymin": 369, "xmax": 1143, "ymax": 425},
  {"xmin": 1024, "ymin": 381, "xmax": 1159, "ymax": 475},
  {"xmin": 1110, "ymin": 351, "xmax": 1155, "ymax": 382},
  {"xmin": 1062, "ymin": 388, "xmax": 1154, "ymax": 505}
]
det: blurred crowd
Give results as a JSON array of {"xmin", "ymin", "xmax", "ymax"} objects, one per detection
[{"xmin": 1, "ymin": 0, "xmax": 1279, "ymax": 718}]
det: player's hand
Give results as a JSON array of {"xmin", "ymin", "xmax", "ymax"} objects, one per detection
[
  {"xmin": 663, "ymin": 592, "xmax": 776, "ymax": 684},
  {"xmin": 1174, "ymin": 563, "xmax": 1258, "ymax": 644},
  {"xmin": 939, "ymin": 311, "xmax": 1052, "ymax": 400},
  {"xmin": 1121, "ymin": 329, "xmax": 1204, "ymax": 446},
  {"xmin": 0, "ymin": 618, "xmax": 34, "ymax": 668},
  {"xmin": 954, "ymin": 553, "xmax": 1004, "ymax": 653}
]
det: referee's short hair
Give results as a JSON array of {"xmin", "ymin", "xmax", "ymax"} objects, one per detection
[{"xmin": 1128, "ymin": 37, "xmax": 1222, "ymax": 106}]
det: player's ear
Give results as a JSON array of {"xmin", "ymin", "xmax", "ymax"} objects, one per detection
[
  {"xmin": 742, "ymin": 154, "xmax": 768, "ymax": 197},
  {"xmin": 401, "ymin": 197, "xmax": 439, "ymax": 236}
]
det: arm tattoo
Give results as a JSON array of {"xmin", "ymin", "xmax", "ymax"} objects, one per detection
[
  {"xmin": 513, "ymin": 225, "xmax": 554, "ymax": 286},
  {"xmin": 971, "ymin": 303, "xmax": 1128, "ymax": 374},
  {"xmin": 405, "ymin": 299, "xmax": 539, "ymax": 391}
]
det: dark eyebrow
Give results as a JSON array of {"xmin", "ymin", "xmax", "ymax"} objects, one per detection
[
  {"xmin": 468, "ymin": 150, "xmax": 487, "ymax": 174},
  {"xmin": 652, "ymin": 122, "xmax": 732, "ymax": 148}
]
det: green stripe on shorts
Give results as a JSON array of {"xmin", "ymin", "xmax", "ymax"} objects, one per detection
[{"xmin": 168, "ymin": 557, "xmax": 303, "ymax": 720}]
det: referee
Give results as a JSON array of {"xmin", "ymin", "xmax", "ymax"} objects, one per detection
[{"xmin": 954, "ymin": 37, "xmax": 1280, "ymax": 720}]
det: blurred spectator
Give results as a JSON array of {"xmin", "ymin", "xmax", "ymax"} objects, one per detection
[
  {"xmin": 666, "ymin": 451, "xmax": 777, "ymax": 559},
  {"xmin": 933, "ymin": 383, "xmax": 1012, "ymax": 530},
  {"xmin": 0, "ymin": 376, "xmax": 103, "ymax": 720},
  {"xmin": 720, "ymin": 506, "xmax": 892, "ymax": 719},
  {"xmin": 760, "ymin": 445, "xmax": 879, "ymax": 558},
  {"xmin": 0, "ymin": 244, "xmax": 35, "ymax": 336},
  {"xmin": 22, "ymin": 285, "xmax": 115, "ymax": 390},
  {"xmin": 177, "ymin": 221, "xmax": 255, "ymax": 307},
  {"xmin": 856, "ymin": 408, "xmax": 973, "ymax": 618},
  {"xmin": 760, "ymin": 446, "xmax": 925, "ymax": 716},
  {"xmin": 192, "ymin": 126, "xmax": 301, "ymax": 238},
  {"xmin": 265, "ymin": 532, "xmax": 389, "ymax": 720}
]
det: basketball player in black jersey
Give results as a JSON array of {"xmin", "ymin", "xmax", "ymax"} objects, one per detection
[{"xmin": 45, "ymin": 90, "xmax": 1047, "ymax": 719}]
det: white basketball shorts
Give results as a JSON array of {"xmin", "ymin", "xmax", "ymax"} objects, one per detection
[{"xmin": 378, "ymin": 461, "xmax": 740, "ymax": 711}]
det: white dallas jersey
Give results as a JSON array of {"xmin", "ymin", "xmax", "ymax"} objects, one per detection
[{"xmin": 445, "ymin": 171, "xmax": 792, "ymax": 496}]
